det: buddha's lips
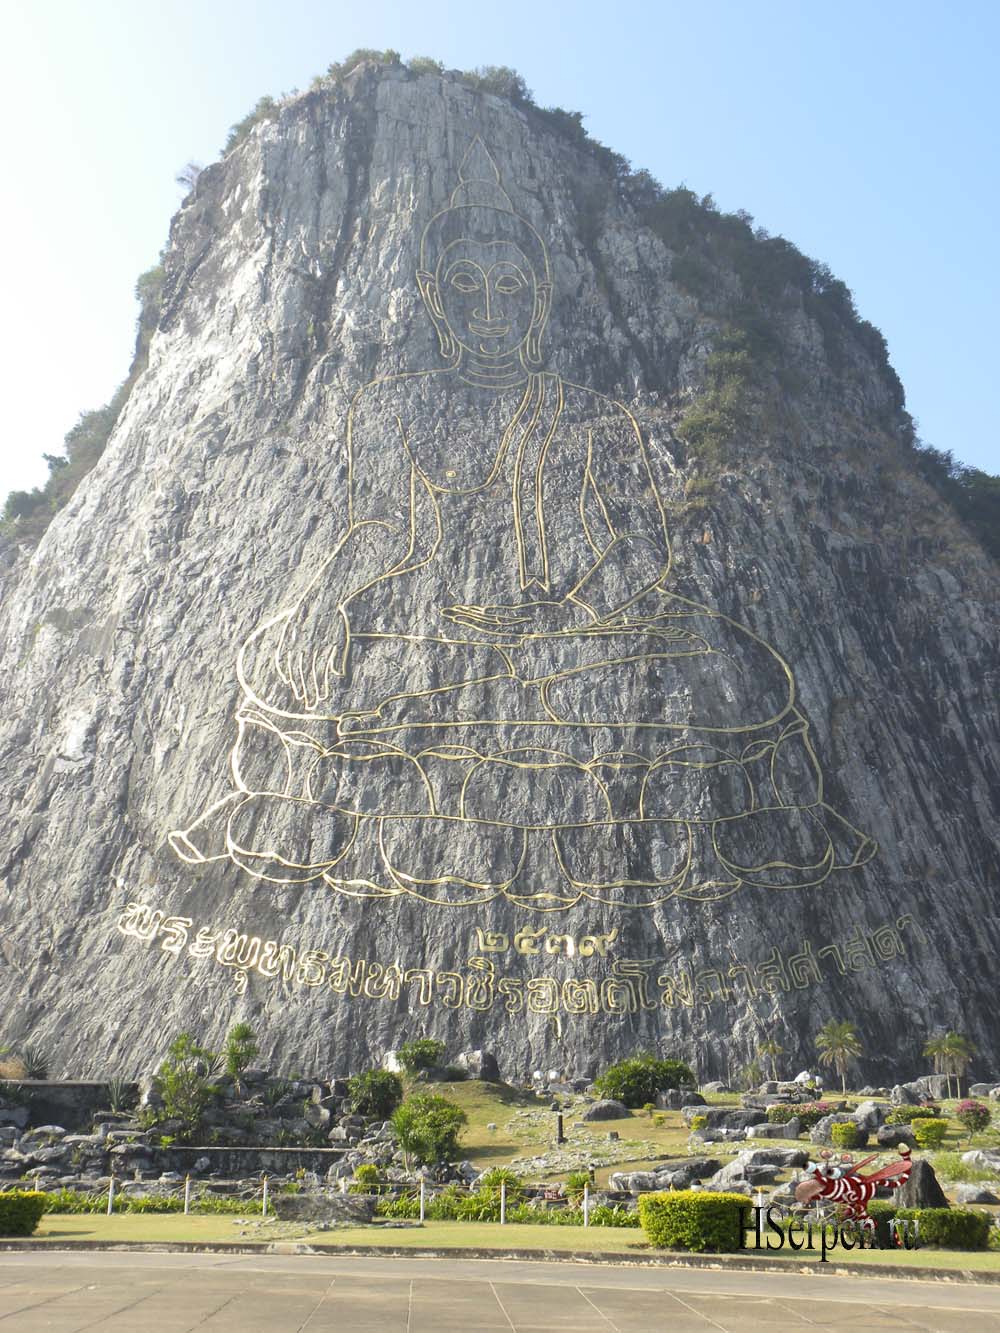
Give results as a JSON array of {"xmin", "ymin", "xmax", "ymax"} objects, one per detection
[{"xmin": 469, "ymin": 321, "xmax": 509, "ymax": 337}]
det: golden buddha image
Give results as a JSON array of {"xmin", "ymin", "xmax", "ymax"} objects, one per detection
[{"xmin": 168, "ymin": 139, "xmax": 876, "ymax": 911}]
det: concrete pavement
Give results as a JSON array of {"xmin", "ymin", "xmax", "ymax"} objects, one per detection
[{"xmin": 2, "ymin": 1250, "xmax": 1000, "ymax": 1330}]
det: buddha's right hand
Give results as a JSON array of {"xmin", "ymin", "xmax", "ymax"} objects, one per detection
[{"xmin": 274, "ymin": 598, "xmax": 347, "ymax": 709}]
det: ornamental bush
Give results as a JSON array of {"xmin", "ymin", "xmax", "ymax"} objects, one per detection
[
  {"xmin": 391, "ymin": 1093, "xmax": 467, "ymax": 1164},
  {"xmin": 348, "ymin": 1069, "xmax": 404, "ymax": 1119},
  {"xmin": 0, "ymin": 1190, "xmax": 46, "ymax": 1236},
  {"xmin": 349, "ymin": 1163, "xmax": 381, "ymax": 1194},
  {"xmin": 766, "ymin": 1101, "xmax": 832, "ymax": 1129},
  {"xmin": 886, "ymin": 1104, "xmax": 939, "ymax": 1125},
  {"xmin": 897, "ymin": 1206, "xmax": 991, "ymax": 1250},
  {"xmin": 638, "ymin": 1190, "xmax": 747, "ymax": 1252},
  {"xmin": 955, "ymin": 1100, "xmax": 992, "ymax": 1136},
  {"xmin": 831, "ymin": 1122, "xmax": 866, "ymax": 1149},
  {"xmin": 912, "ymin": 1117, "xmax": 948, "ymax": 1149},
  {"xmin": 593, "ymin": 1054, "xmax": 695, "ymax": 1108},
  {"xmin": 397, "ymin": 1040, "xmax": 446, "ymax": 1074}
]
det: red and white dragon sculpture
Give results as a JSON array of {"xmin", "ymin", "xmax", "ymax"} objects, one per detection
[{"xmin": 794, "ymin": 1146, "xmax": 913, "ymax": 1220}]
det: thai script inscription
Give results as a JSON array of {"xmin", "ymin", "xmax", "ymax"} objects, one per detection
[{"xmin": 116, "ymin": 901, "xmax": 920, "ymax": 1017}]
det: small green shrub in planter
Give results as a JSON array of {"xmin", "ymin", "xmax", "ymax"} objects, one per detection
[
  {"xmin": 831, "ymin": 1122, "xmax": 865, "ymax": 1149},
  {"xmin": 689, "ymin": 1114, "xmax": 709, "ymax": 1132},
  {"xmin": 0, "ymin": 1191, "xmax": 47, "ymax": 1236},
  {"xmin": 912, "ymin": 1117, "xmax": 948, "ymax": 1149},
  {"xmin": 638, "ymin": 1190, "xmax": 747, "ymax": 1252},
  {"xmin": 897, "ymin": 1206, "xmax": 991, "ymax": 1250}
]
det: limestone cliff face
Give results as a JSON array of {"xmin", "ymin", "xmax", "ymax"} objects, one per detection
[{"xmin": 1, "ymin": 63, "xmax": 996, "ymax": 1082}]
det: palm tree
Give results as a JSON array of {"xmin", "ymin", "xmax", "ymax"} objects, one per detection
[
  {"xmin": 924, "ymin": 1032, "xmax": 975, "ymax": 1098},
  {"xmin": 815, "ymin": 1020, "xmax": 863, "ymax": 1093},
  {"xmin": 757, "ymin": 1038, "xmax": 784, "ymax": 1082},
  {"xmin": 943, "ymin": 1032, "xmax": 975, "ymax": 1099}
]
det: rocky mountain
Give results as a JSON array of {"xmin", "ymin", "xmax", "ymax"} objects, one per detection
[{"xmin": 1, "ymin": 57, "xmax": 996, "ymax": 1082}]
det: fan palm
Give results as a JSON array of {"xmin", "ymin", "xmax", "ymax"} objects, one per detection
[{"xmin": 757, "ymin": 1038, "xmax": 784, "ymax": 1082}]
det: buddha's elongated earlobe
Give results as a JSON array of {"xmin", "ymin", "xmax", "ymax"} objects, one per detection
[
  {"xmin": 417, "ymin": 269, "xmax": 459, "ymax": 363},
  {"xmin": 523, "ymin": 281, "xmax": 552, "ymax": 368}
]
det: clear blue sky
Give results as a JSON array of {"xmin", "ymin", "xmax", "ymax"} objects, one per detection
[{"xmin": 3, "ymin": 0, "xmax": 997, "ymax": 502}]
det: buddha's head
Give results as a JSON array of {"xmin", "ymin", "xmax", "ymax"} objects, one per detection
[{"xmin": 418, "ymin": 139, "xmax": 552, "ymax": 371}]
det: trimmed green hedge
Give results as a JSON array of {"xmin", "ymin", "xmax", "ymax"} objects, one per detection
[
  {"xmin": 0, "ymin": 1190, "xmax": 47, "ymax": 1236},
  {"xmin": 865, "ymin": 1201, "xmax": 990, "ymax": 1250},
  {"xmin": 638, "ymin": 1190, "xmax": 747, "ymax": 1252},
  {"xmin": 831, "ymin": 1122, "xmax": 866, "ymax": 1149},
  {"xmin": 886, "ymin": 1104, "xmax": 938, "ymax": 1125},
  {"xmin": 912, "ymin": 1117, "xmax": 948, "ymax": 1148}
]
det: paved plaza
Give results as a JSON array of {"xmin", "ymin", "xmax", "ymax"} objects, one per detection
[{"xmin": 2, "ymin": 1251, "xmax": 1000, "ymax": 1331}]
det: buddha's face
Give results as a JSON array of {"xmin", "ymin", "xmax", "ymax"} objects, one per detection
[{"xmin": 419, "ymin": 236, "xmax": 550, "ymax": 365}]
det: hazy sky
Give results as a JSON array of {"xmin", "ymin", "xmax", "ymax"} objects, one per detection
[{"xmin": 3, "ymin": 0, "xmax": 997, "ymax": 504}]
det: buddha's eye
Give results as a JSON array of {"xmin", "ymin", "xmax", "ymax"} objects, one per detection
[
  {"xmin": 494, "ymin": 274, "xmax": 525, "ymax": 294},
  {"xmin": 449, "ymin": 271, "xmax": 481, "ymax": 293}
]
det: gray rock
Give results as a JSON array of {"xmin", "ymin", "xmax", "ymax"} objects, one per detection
[
  {"xmin": 890, "ymin": 1084, "xmax": 924, "ymax": 1106},
  {"xmin": 579, "ymin": 1100, "xmax": 628, "ymax": 1122},
  {"xmin": 455, "ymin": 1051, "xmax": 501, "ymax": 1082},
  {"xmin": 961, "ymin": 1150, "xmax": 1000, "ymax": 1174},
  {"xmin": 809, "ymin": 1113, "xmax": 859, "ymax": 1145},
  {"xmin": 914, "ymin": 1075, "xmax": 950, "ymax": 1101},
  {"xmin": 895, "ymin": 1159, "xmax": 949, "ymax": 1210},
  {"xmin": 853, "ymin": 1100, "xmax": 889, "ymax": 1131},
  {"xmin": 270, "ymin": 1192, "xmax": 374, "ymax": 1224},
  {"xmin": 747, "ymin": 1118, "xmax": 800, "ymax": 1139},
  {"xmin": 877, "ymin": 1124, "xmax": 917, "ymax": 1149},
  {"xmin": 956, "ymin": 1184, "xmax": 999, "ymax": 1205},
  {"xmin": 700, "ymin": 1082, "xmax": 730, "ymax": 1094},
  {"xmin": 969, "ymin": 1083, "xmax": 999, "ymax": 1098}
]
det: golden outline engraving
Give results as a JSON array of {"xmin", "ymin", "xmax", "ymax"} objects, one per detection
[
  {"xmin": 117, "ymin": 901, "xmax": 918, "ymax": 1012},
  {"xmin": 168, "ymin": 138, "xmax": 876, "ymax": 909}
]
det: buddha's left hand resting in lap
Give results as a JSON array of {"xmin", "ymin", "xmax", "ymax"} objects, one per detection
[{"xmin": 169, "ymin": 139, "xmax": 874, "ymax": 910}]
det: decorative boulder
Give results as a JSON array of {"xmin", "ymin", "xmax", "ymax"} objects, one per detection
[
  {"xmin": 956, "ymin": 1184, "xmax": 999, "ymax": 1205},
  {"xmin": 853, "ymin": 1100, "xmax": 889, "ymax": 1132},
  {"xmin": 809, "ymin": 1113, "xmax": 857, "ymax": 1145},
  {"xmin": 969, "ymin": 1083, "xmax": 999, "ymax": 1098},
  {"xmin": 877, "ymin": 1124, "xmax": 917, "ymax": 1149},
  {"xmin": 890, "ymin": 1082, "xmax": 924, "ymax": 1105},
  {"xmin": 579, "ymin": 1099, "xmax": 628, "ymax": 1121},
  {"xmin": 700, "ymin": 1081, "xmax": 730, "ymax": 1094},
  {"xmin": 895, "ymin": 1159, "xmax": 949, "ymax": 1210},
  {"xmin": 914, "ymin": 1074, "xmax": 950, "ymax": 1101},
  {"xmin": 455, "ymin": 1050, "xmax": 501, "ymax": 1082},
  {"xmin": 961, "ymin": 1149, "xmax": 1000, "ymax": 1173},
  {"xmin": 747, "ymin": 1118, "xmax": 801, "ymax": 1140},
  {"xmin": 271, "ymin": 1192, "xmax": 374, "ymax": 1224}
]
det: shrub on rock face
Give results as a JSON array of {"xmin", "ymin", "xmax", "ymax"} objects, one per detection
[
  {"xmin": 912, "ymin": 1117, "xmax": 948, "ymax": 1149},
  {"xmin": 955, "ymin": 1100, "xmax": 992, "ymax": 1136},
  {"xmin": 397, "ymin": 1040, "xmax": 447, "ymax": 1074},
  {"xmin": 593, "ymin": 1054, "xmax": 695, "ymax": 1108},
  {"xmin": 0, "ymin": 1190, "xmax": 46, "ymax": 1236},
  {"xmin": 831, "ymin": 1122, "xmax": 866, "ymax": 1149},
  {"xmin": 638, "ymin": 1190, "xmax": 747, "ymax": 1252},
  {"xmin": 348, "ymin": 1069, "xmax": 404, "ymax": 1119}
]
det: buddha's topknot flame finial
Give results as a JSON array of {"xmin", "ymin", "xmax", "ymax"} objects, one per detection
[{"xmin": 450, "ymin": 136, "xmax": 513, "ymax": 210}]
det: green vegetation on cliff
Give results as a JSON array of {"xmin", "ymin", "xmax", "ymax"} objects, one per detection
[{"xmin": 3, "ymin": 51, "xmax": 996, "ymax": 562}]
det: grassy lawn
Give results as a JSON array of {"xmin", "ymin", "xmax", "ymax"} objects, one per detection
[{"xmin": 14, "ymin": 1215, "xmax": 1000, "ymax": 1272}]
